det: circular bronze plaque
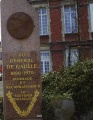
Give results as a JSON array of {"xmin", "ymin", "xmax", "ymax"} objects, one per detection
[{"xmin": 7, "ymin": 12, "xmax": 35, "ymax": 40}]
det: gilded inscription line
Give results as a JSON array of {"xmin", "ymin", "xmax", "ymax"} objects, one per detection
[
  {"xmin": 12, "ymin": 77, "xmax": 32, "ymax": 81},
  {"xmin": 9, "ymin": 58, "xmax": 34, "ymax": 63},
  {"xmin": 14, "ymin": 94, "xmax": 32, "ymax": 98},
  {"xmin": 14, "ymin": 98, "xmax": 33, "ymax": 101},
  {"xmin": 6, "ymin": 90, "xmax": 40, "ymax": 117},
  {"xmin": 7, "ymin": 63, "xmax": 38, "ymax": 69},
  {"xmin": 11, "ymin": 71, "xmax": 34, "ymax": 76},
  {"xmin": 6, "ymin": 85, "xmax": 40, "ymax": 89}
]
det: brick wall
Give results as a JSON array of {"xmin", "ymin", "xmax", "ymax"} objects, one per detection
[{"xmin": 39, "ymin": 0, "xmax": 92, "ymax": 71}]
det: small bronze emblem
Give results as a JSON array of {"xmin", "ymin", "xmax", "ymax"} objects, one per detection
[{"xmin": 7, "ymin": 12, "xmax": 35, "ymax": 40}]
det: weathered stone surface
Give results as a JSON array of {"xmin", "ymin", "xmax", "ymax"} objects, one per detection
[
  {"xmin": 1, "ymin": 0, "xmax": 42, "ymax": 120},
  {"xmin": 0, "ymin": 81, "xmax": 3, "ymax": 97}
]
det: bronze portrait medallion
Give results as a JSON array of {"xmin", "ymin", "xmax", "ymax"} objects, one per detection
[{"xmin": 7, "ymin": 12, "xmax": 35, "ymax": 40}]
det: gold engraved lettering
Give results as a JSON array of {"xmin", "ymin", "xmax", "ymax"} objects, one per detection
[
  {"xmin": 6, "ymin": 90, "xmax": 40, "ymax": 117},
  {"xmin": 14, "ymin": 94, "xmax": 32, "ymax": 98},
  {"xmin": 6, "ymin": 84, "xmax": 40, "ymax": 89},
  {"xmin": 6, "ymin": 65, "xmax": 14, "ymax": 69},
  {"xmin": 18, "ymin": 53, "xmax": 26, "ymax": 57},
  {"xmin": 10, "ymin": 58, "xmax": 34, "ymax": 63},
  {"xmin": 20, "ymin": 81, "xmax": 26, "ymax": 85},
  {"xmin": 16, "ymin": 64, "xmax": 38, "ymax": 69},
  {"xmin": 6, "ymin": 86, "xmax": 13, "ymax": 89},
  {"xmin": 34, "ymin": 64, "xmax": 38, "ymax": 68},
  {"xmin": 11, "ymin": 71, "xmax": 21, "ymax": 75},
  {"xmin": 14, "ymin": 98, "xmax": 32, "ymax": 101},
  {"xmin": 21, "ymin": 91, "xmax": 25, "ymax": 94},
  {"xmin": 23, "ymin": 71, "xmax": 34, "ymax": 75},
  {"xmin": 13, "ymin": 77, "xmax": 32, "ymax": 81}
]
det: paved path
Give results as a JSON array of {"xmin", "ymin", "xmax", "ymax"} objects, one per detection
[{"xmin": 0, "ymin": 81, "xmax": 3, "ymax": 97}]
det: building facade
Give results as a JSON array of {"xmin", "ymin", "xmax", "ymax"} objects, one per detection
[
  {"xmin": 27, "ymin": 0, "xmax": 93, "ymax": 74},
  {"xmin": 1, "ymin": 0, "xmax": 93, "ymax": 75}
]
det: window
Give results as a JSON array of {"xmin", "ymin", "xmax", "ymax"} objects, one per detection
[
  {"xmin": 41, "ymin": 51, "xmax": 50, "ymax": 74},
  {"xmin": 65, "ymin": 49, "xmax": 78, "ymax": 67},
  {"xmin": 38, "ymin": 8, "xmax": 48, "ymax": 35},
  {"xmin": 64, "ymin": 5, "xmax": 78, "ymax": 33},
  {"xmin": 89, "ymin": 4, "xmax": 93, "ymax": 32}
]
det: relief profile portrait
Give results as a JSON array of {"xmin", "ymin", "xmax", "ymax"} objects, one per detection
[{"xmin": 7, "ymin": 12, "xmax": 35, "ymax": 40}]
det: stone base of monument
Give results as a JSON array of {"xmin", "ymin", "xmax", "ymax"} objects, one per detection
[
  {"xmin": 14, "ymin": 118, "xmax": 42, "ymax": 120},
  {"xmin": 14, "ymin": 115, "xmax": 43, "ymax": 120},
  {"xmin": 0, "ymin": 81, "xmax": 3, "ymax": 97}
]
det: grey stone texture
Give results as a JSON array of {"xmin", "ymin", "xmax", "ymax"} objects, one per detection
[{"xmin": 1, "ymin": 0, "xmax": 42, "ymax": 120}]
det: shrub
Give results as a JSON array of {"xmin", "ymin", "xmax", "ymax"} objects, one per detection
[
  {"xmin": 42, "ymin": 59, "xmax": 93, "ymax": 119},
  {"xmin": 61, "ymin": 60, "xmax": 93, "ymax": 114},
  {"xmin": 42, "ymin": 72, "xmax": 62, "ymax": 120},
  {"xmin": 0, "ymin": 97, "xmax": 3, "ymax": 120}
]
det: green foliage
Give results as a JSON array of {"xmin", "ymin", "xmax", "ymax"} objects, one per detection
[
  {"xmin": 61, "ymin": 60, "xmax": 93, "ymax": 114},
  {"xmin": 0, "ymin": 97, "xmax": 3, "ymax": 120},
  {"xmin": 42, "ymin": 72, "xmax": 61, "ymax": 120},
  {"xmin": 42, "ymin": 59, "xmax": 93, "ymax": 119}
]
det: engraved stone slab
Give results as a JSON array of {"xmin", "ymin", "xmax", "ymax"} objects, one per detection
[{"xmin": 1, "ymin": 0, "xmax": 42, "ymax": 120}]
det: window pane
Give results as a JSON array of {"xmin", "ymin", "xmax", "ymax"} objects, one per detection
[
  {"xmin": 65, "ymin": 49, "xmax": 78, "ymax": 67},
  {"xmin": 38, "ymin": 8, "xmax": 48, "ymax": 35},
  {"xmin": 64, "ymin": 6, "xmax": 70, "ymax": 12},
  {"xmin": 70, "ymin": 49, "xmax": 78, "ymax": 66},
  {"xmin": 41, "ymin": 51, "xmax": 50, "ymax": 74},
  {"xmin": 64, "ymin": 5, "xmax": 78, "ymax": 33},
  {"xmin": 45, "ymin": 61, "xmax": 49, "ymax": 73},
  {"xmin": 41, "ymin": 61, "xmax": 43, "ymax": 74},
  {"xmin": 89, "ymin": 4, "xmax": 93, "ymax": 32}
]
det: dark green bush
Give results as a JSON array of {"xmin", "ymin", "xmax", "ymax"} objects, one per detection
[
  {"xmin": 42, "ymin": 72, "xmax": 62, "ymax": 120},
  {"xmin": 42, "ymin": 59, "xmax": 93, "ymax": 119},
  {"xmin": 61, "ymin": 60, "xmax": 93, "ymax": 114},
  {"xmin": 0, "ymin": 97, "xmax": 3, "ymax": 120}
]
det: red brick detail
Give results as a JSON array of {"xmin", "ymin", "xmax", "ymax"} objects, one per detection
[
  {"xmin": 49, "ymin": 1, "xmax": 60, "ymax": 6},
  {"xmin": 50, "ymin": 43, "xmax": 63, "ymax": 51},
  {"xmin": 79, "ymin": 6, "xmax": 89, "ymax": 40},
  {"xmin": 51, "ymin": 51, "xmax": 64, "ymax": 71},
  {"xmin": 40, "ymin": 35, "xmax": 49, "ymax": 44},
  {"xmin": 50, "ymin": 1, "xmax": 62, "ymax": 42},
  {"xmin": 65, "ymin": 33, "xmax": 78, "ymax": 41}
]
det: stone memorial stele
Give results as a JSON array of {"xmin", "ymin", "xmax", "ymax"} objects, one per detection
[{"xmin": 1, "ymin": 0, "xmax": 42, "ymax": 120}]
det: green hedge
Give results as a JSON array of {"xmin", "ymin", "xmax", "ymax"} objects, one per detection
[
  {"xmin": 42, "ymin": 59, "xmax": 93, "ymax": 120},
  {"xmin": 0, "ymin": 97, "xmax": 3, "ymax": 120}
]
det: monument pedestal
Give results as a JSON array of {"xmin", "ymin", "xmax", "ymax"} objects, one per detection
[
  {"xmin": 1, "ymin": 0, "xmax": 42, "ymax": 120},
  {"xmin": 14, "ymin": 118, "xmax": 43, "ymax": 120}
]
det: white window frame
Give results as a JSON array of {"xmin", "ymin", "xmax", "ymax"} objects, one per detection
[
  {"xmin": 89, "ymin": 3, "xmax": 93, "ymax": 32},
  {"xmin": 41, "ymin": 51, "xmax": 51, "ymax": 74},
  {"xmin": 64, "ymin": 5, "xmax": 78, "ymax": 33},
  {"xmin": 38, "ymin": 8, "xmax": 49, "ymax": 35},
  {"xmin": 65, "ymin": 48, "xmax": 79, "ymax": 67}
]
